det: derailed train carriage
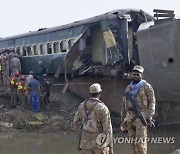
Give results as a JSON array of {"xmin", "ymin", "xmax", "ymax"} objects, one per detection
[
  {"xmin": 0, "ymin": 9, "xmax": 153, "ymax": 74},
  {"xmin": 0, "ymin": 9, "xmax": 154, "ymax": 112},
  {"xmin": 1, "ymin": 9, "xmax": 178, "ymax": 125}
]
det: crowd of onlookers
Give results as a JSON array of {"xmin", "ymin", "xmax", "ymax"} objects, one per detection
[{"xmin": 0, "ymin": 50, "xmax": 52, "ymax": 112}]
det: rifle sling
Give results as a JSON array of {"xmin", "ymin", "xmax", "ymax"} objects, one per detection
[
  {"xmin": 125, "ymin": 91, "xmax": 147, "ymax": 126},
  {"xmin": 84, "ymin": 99, "xmax": 98, "ymax": 122}
]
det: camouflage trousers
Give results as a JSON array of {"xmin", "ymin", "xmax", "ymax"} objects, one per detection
[
  {"xmin": 12, "ymin": 68, "xmax": 20, "ymax": 76},
  {"xmin": 2, "ymin": 71, "xmax": 9, "ymax": 88},
  {"xmin": 10, "ymin": 88, "xmax": 17, "ymax": 107},
  {"xmin": 18, "ymin": 92, "xmax": 26, "ymax": 108},
  {"xmin": 80, "ymin": 147, "xmax": 109, "ymax": 154},
  {"xmin": 0, "ymin": 73, "xmax": 2, "ymax": 86},
  {"xmin": 127, "ymin": 118, "xmax": 147, "ymax": 154}
]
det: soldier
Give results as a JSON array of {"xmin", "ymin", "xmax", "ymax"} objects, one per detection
[
  {"xmin": 8, "ymin": 51, "xmax": 16, "ymax": 75},
  {"xmin": 2, "ymin": 53, "xmax": 9, "ymax": 88},
  {"xmin": 0, "ymin": 54, "xmax": 3, "ymax": 86},
  {"xmin": 38, "ymin": 61, "xmax": 47, "ymax": 86},
  {"xmin": 26, "ymin": 71, "xmax": 34, "ymax": 108},
  {"xmin": 10, "ymin": 54, "xmax": 21, "ymax": 76},
  {"xmin": 17, "ymin": 75, "xmax": 26, "ymax": 108},
  {"xmin": 120, "ymin": 65, "xmax": 156, "ymax": 154},
  {"xmin": 73, "ymin": 83, "xmax": 114, "ymax": 154},
  {"xmin": 42, "ymin": 74, "xmax": 52, "ymax": 110},
  {"xmin": 9, "ymin": 71, "xmax": 19, "ymax": 108}
]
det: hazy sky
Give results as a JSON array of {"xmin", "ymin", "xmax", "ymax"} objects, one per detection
[{"xmin": 1, "ymin": 0, "xmax": 179, "ymax": 38}]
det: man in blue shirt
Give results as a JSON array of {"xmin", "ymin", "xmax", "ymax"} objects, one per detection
[{"xmin": 28, "ymin": 74, "xmax": 41, "ymax": 112}]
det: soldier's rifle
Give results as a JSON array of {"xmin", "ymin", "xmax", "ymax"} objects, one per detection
[
  {"xmin": 124, "ymin": 91, "xmax": 156, "ymax": 134},
  {"xmin": 124, "ymin": 91, "xmax": 147, "ymax": 126}
]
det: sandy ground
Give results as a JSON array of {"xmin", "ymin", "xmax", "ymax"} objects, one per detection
[
  {"xmin": 0, "ymin": 84, "xmax": 121, "ymax": 134},
  {"xmin": 0, "ymin": 85, "xmax": 83, "ymax": 134}
]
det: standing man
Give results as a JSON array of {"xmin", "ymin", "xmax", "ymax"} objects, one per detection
[
  {"xmin": 2, "ymin": 53, "xmax": 10, "ymax": 88},
  {"xmin": 26, "ymin": 71, "xmax": 34, "ymax": 108},
  {"xmin": 9, "ymin": 71, "xmax": 19, "ymax": 108},
  {"xmin": 28, "ymin": 74, "xmax": 41, "ymax": 112},
  {"xmin": 42, "ymin": 74, "xmax": 52, "ymax": 110},
  {"xmin": 17, "ymin": 75, "xmax": 26, "ymax": 108},
  {"xmin": 10, "ymin": 54, "xmax": 21, "ymax": 76},
  {"xmin": 38, "ymin": 61, "xmax": 47, "ymax": 86},
  {"xmin": 8, "ymin": 51, "xmax": 16, "ymax": 76},
  {"xmin": 0, "ymin": 54, "xmax": 3, "ymax": 86},
  {"xmin": 120, "ymin": 65, "xmax": 156, "ymax": 154},
  {"xmin": 73, "ymin": 83, "xmax": 114, "ymax": 154}
]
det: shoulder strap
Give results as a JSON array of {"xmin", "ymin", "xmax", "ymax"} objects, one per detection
[{"xmin": 83, "ymin": 99, "xmax": 98, "ymax": 121}]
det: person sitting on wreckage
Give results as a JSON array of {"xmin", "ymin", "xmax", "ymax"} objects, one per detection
[{"xmin": 120, "ymin": 65, "xmax": 156, "ymax": 154}]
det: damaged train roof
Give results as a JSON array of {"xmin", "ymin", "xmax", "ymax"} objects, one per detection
[{"xmin": 0, "ymin": 9, "xmax": 154, "ymax": 41}]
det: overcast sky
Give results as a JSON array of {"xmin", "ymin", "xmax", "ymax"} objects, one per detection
[{"xmin": 1, "ymin": 0, "xmax": 179, "ymax": 38}]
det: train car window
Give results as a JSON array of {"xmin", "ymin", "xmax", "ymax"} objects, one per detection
[
  {"xmin": 16, "ymin": 47, "xmax": 20, "ymax": 55},
  {"xmin": 20, "ymin": 47, "xmax": 23, "ymax": 56},
  {"xmin": 11, "ymin": 48, "xmax": 15, "ymax": 53},
  {"xmin": 86, "ymin": 36, "xmax": 92, "ymax": 46},
  {"xmin": 68, "ymin": 39, "xmax": 75, "ymax": 49},
  {"xmin": 53, "ymin": 42, "xmax": 60, "ymax": 53},
  {"xmin": 40, "ymin": 44, "xmax": 45, "ymax": 55},
  {"xmin": 27, "ymin": 46, "xmax": 32, "ymax": 55},
  {"xmin": 60, "ymin": 40, "xmax": 67, "ymax": 52},
  {"xmin": 47, "ymin": 43, "xmax": 52, "ymax": 54},
  {"xmin": 33, "ymin": 45, "xmax": 38, "ymax": 55},
  {"xmin": 22, "ymin": 46, "xmax": 27, "ymax": 56}
]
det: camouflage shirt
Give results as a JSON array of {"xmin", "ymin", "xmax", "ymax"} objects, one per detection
[
  {"xmin": 121, "ymin": 80, "xmax": 156, "ymax": 122},
  {"xmin": 73, "ymin": 97, "xmax": 113, "ymax": 150}
]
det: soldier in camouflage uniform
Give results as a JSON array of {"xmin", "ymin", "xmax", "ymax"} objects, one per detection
[
  {"xmin": 10, "ymin": 71, "xmax": 19, "ymax": 108},
  {"xmin": 17, "ymin": 75, "xmax": 26, "ymax": 108},
  {"xmin": 73, "ymin": 83, "xmax": 114, "ymax": 154},
  {"xmin": 120, "ymin": 65, "xmax": 156, "ymax": 154},
  {"xmin": 2, "ymin": 53, "xmax": 9, "ymax": 88},
  {"xmin": 0, "ymin": 54, "xmax": 3, "ymax": 86}
]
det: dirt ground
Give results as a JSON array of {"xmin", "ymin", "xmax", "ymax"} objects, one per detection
[
  {"xmin": 0, "ymin": 85, "xmax": 83, "ymax": 134},
  {"xmin": 0, "ymin": 84, "xmax": 120, "ymax": 134}
]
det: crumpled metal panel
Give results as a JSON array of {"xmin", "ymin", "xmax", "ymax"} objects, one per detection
[
  {"xmin": 101, "ymin": 23, "xmax": 123, "ymax": 65},
  {"xmin": 103, "ymin": 30, "xmax": 116, "ymax": 48},
  {"xmin": 62, "ymin": 26, "xmax": 89, "ymax": 73}
]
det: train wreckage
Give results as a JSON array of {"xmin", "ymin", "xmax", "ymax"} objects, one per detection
[{"xmin": 0, "ymin": 9, "xmax": 179, "ymax": 125}]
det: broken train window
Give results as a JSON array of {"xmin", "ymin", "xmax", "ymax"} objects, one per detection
[
  {"xmin": 40, "ymin": 44, "xmax": 46, "ymax": 55},
  {"xmin": 68, "ymin": 39, "xmax": 75, "ymax": 49},
  {"xmin": 22, "ymin": 46, "xmax": 27, "ymax": 56},
  {"xmin": 53, "ymin": 42, "xmax": 60, "ymax": 53},
  {"xmin": 60, "ymin": 40, "xmax": 67, "ymax": 52},
  {"xmin": 47, "ymin": 43, "xmax": 52, "ymax": 54},
  {"xmin": 103, "ymin": 26, "xmax": 123, "ymax": 65},
  {"xmin": 33, "ymin": 45, "xmax": 38, "ymax": 55},
  {"xmin": 16, "ymin": 47, "xmax": 20, "ymax": 55},
  {"xmin": 27, "ymin": 46, "xmax": 32, "ymax": 55}
]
